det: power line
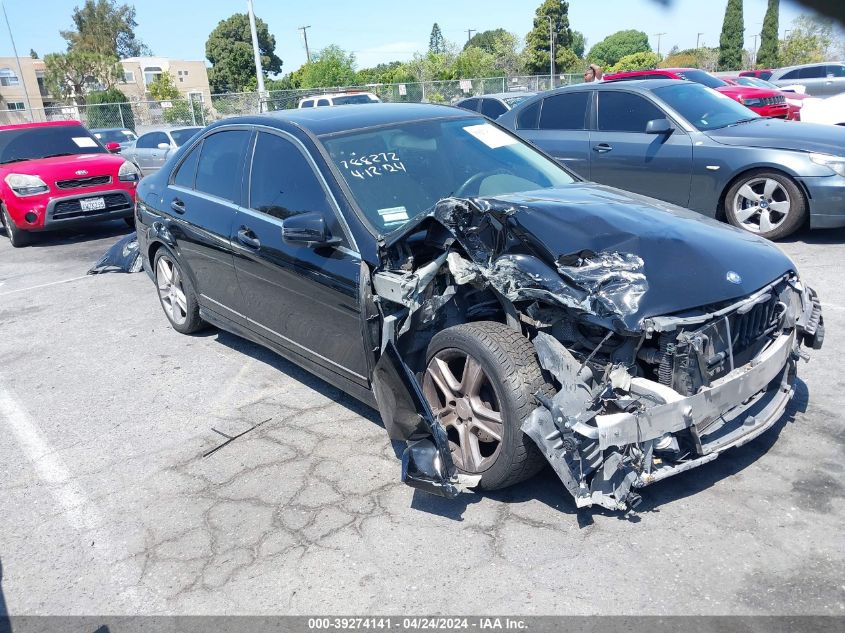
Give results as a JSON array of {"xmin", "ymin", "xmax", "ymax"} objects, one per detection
[{"xmin": 466, "ymin": 29, "xmax": 475, "ymax": 45}]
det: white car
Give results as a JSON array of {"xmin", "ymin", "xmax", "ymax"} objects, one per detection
[
  {"xmin": 298, "ymin": 92, "xmax": 381, "ymax": 108},
  {"xmin": 799, "ymin": 93, "xmax": 845, "ymax": 126}
]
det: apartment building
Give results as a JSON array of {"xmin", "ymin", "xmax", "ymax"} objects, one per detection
[
  {"xmin": 118, "ymin": 57, "xmax": 212, "ymax": 104},
  {"xmin": 0, "ymin": 56, "xmax": 54, "ymax": 117}
]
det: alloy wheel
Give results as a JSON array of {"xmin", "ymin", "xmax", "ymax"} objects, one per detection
[
  {"xmin": 423, "ymin": 349, "xmax": 504, "ymax": 473},
  {"xmin": 732, "ymin": 177, "xmax": 791, "ymax": 234},
  {"xmin": 156, "ymin": 256, "xmax": 188, "ymax": 326}
]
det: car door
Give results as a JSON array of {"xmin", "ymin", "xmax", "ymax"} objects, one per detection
[
  {"xmin": 796, "ymin": 65, "xmax": 828, "ymax": 96},
  {"xmin": 589, "ymin": 90, "xmax": 693, "ymax": 207},
  {"xmin": 823, "ymin": 64, "xmax": 845, "ymax": 96},
  {"xmin": 164, "ymin": 128, "xmax": 250, "ymax": 322},
  {"xmin": 514, "ymin": 91, "xmax": 592, "ymax": 178},
  {"xmin": 232, "ymin": 129, "xmax": 369, "ymax": 387},
  {"xmin": 134, "ymin": 131, "xmax": 170, "ymax": 174}
]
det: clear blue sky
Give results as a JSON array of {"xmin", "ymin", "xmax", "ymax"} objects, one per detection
[{"xmin": 0, "ymin": 0, "xmax": 821, "ymax": 71}]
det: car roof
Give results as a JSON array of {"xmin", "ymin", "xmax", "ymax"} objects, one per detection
[
  {"xmin": 774, "ymin": 60, "xmax": 844, "ymax": 72},
  {"xmin": 545, "ymin": 78, "xmax": 683, "ymax": 92},
  {"xmin": 135, "ymin": 125, "xmax": 202, "ymax": 134},
  {"xmin": 459, "ymin": 92, "xmax": 536, "ymax": 101},
  {"xmin": 218, "ymin": 103, "xmax": 476, "ymax": 136},
  {"xmin": 0, "ymin": 120, "xmax": 84, "ymax": 132},
  {"xmin": 300, "ymin": 92, "xmax": 378, "ymax": 100}
]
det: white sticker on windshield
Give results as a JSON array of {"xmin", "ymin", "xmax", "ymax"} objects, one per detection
[
  {"xmin": 72, "ymin": 136, "xmax": 98, "ymax": 148},
  {"xmin": 378, "ymin": 206, "xmax": 409, "ymax": 224},
  {"xmin": 463, "ymin": 124, "xmax": 518, "ymax": 149}
]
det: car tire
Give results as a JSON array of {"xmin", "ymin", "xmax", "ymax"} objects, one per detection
[
  {"xmin": 724, "ymin": 170, "xmax": 807, "ymax": 240},
  {"xmin": 422, "ymin": 321, "xmax": 550, "ymax": 490},
  {"xmin": 153, "ymin": 247, "xmax": 204, "ymax": 334},
  {"xmin": 1, "ymin": 204, "xmax": 31, "ymax": 248}
]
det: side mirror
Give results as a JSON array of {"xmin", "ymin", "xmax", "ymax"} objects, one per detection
[
  {"xmin": 282, "ymin": 211, "xmax": 341, "ymax": 247},
  {"xmin": 646, "ymin": 118, "xmax": 673, "ymax": 134},
  {"xmin": 105, "ymin": 141, "xmax": 121, "ymax": 153},
  {"xmin": 157, "ymin": 142, "xmax": 171, "ymax": 150}
]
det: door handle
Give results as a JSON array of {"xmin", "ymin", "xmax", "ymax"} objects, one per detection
[
  {"xmin": 170, "ymin": 197, "xmax": 185, "ymax": 214},
  {"xmin": 237, "ymin": 227, "xmax": 261, "ymax": 249},
  {"xmin": 592, "ymin": 143, "xmax": 613, "ymax": 153}
]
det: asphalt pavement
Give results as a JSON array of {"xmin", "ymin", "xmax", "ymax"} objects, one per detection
[{"xmin": 0, "ymin": 220, "xmax": 842, "ymax": 615}]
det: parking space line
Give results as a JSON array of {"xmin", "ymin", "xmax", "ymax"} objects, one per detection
[
  {"xmin": 0, "ymin": 381, "xmax": 142, "ymax": 609},
  {"xmin": 0, "ymin": 274, "xmax": 91, "ymax": 297}
]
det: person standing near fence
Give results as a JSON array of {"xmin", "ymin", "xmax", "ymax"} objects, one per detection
[{"xmin": 583, "ymin": 64, "xmax": 603, "ymax": 82}]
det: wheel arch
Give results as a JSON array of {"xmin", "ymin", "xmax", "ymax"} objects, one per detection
[{"xmin": 716, "ymin": 165, "xmax": 811, "ymax": 223}]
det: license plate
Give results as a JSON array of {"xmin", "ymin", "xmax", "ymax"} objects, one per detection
[{"xmin": 80, "ymin": 197, "xmax": 106, "ymax": 212}]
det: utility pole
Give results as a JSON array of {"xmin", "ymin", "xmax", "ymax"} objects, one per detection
[
  {"xmin": 1, "ymin": 0, "xmax": 32, "ymax": 120},
  {"xmin": 653, "ymin": 32, "xmax": 666, "ymax": 57},
  {"xmin": 246, "ymin": 0, "xmax": 265, "ymax": 95},
  {"xmin": 298, "ymin": 25, "xmax": 312, "ymax": 63},
  {"xmin": 466, "ymin": 29, "xmax": 475, "ymax": 45},
  {"xmin": 696, "ymin": 32, "xmax": 704, "ymax": 49},
  {"xmin": 546, "ymin": 16, "xmax": 555, "ymax": 87},
  {"xmin": 751, "ymin": 33, "xmax": 760, "ymax": 67}
]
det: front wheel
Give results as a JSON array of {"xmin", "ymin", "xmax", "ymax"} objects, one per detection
[
  {"xmin": 422, "ymin": 321, "xmax": 551, "ymax": 490},
  {"xmin": 153, "ymin": 248, "xmax": 204, "ymax": 334},
  {"xmin": 724, "ymin": 170, "xmax": 807, "ymax": 240},
  {"xmin": 1, "ymin": 204, "xmax": 31, "ymax": 248}
]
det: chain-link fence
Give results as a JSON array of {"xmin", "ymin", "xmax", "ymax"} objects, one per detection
[{"xmin": 1, "ymin": 74, "xmax": 583, "ymax": 128}]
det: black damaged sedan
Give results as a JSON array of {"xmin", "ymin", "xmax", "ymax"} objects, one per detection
[{"xmin": 135, "ymin": 103, "xmax": 824, "ymax": 512}]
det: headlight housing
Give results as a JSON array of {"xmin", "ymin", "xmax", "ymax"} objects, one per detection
[
  {"xmin": 742, "ymin": 98, "xmax": 765, "ymax": 107},
  {"xmin": 809, "ymin": 153, "xmax": 845, "ymax": 177},
  {"xmin": 4, "ymin": 173, "xmax": 49, "ymax": 197},
  {"xmin": 118, "ymin": 160, "xmax": 140, "ymax": 182}
]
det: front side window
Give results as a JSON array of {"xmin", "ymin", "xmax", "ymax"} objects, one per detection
[
  {"xmin": 173, "ymin": 142, "xmax": 201, "ymax": 189},
  {"xmin": 799, "ymin": 65, "xmax": 825, "ymax": 79},
  {"xmin": 249, "ymin": 132, "xmax": 334, "ymax": 223},
  {"xmin": 597, "ymin": 91, "xmax": 664, "ymax": 132},
  {"xmin": 654, "ymin": 83, "xmax": 759, "ymax": 131},
  {"xmin": 780, "ymin": 69, "xmax": 800, "ymax": 80},
  {"xmin": 516, "ymin": 100, "xmax": 540, "ymax": 129},
  {"xmin": 322, "ymin": 117, "xmax": 576, "ymax": 234},
  {"xmin": 539, "ymin": 92, "xmax": 590, "ymax": 130},
  {"xmin": 0, "ymin": 124, "xmax": 105, "ymax": 164},
  {"xmin": 826, "ymin": 64, "xmax": 845, "ymax": 78},
  {"xmin": 194, "ymin": 130, "xmax": 251, "ymax": 202},
  {"xmin": 136, "ymin": 132, "xmax": 169, "ymax": 149}
]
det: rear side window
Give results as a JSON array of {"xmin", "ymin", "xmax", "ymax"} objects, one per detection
[
  {"xmin": 317, "ymin": 99, "xmax": 330, "ymax": 107},
  {"xmin": 457, "ymin": 98, "xmax": 480, "ymax": 111},
  {"xmin": 597, "ymin": 91, "xmax": 664, "ymax": 133},
  {"xmin": 248, "ymin": 132, "xmax": 334, "ymax": 222},
  {"xmin": 480, "ymin": 99, "xmax": 508, "ymax": 119},
  {"xmin": 172, "ymin": 142, "xmax": 201, "ymax": 188},
  {"xmin": 137, "ymin": 132, "xmax": 168, "ymax": 149},
  {"xmin": 516, "ymin": 100, "xmax": 541, "ymax": 129},
  {"xmin": 799, "ymin": 66, "xmax": 825, "ymax": 79},
  {"xmin": 300, "ymin": 100, "xmax": 314, "ymax": 108},
  {"xmin": 779, "ymin": 69, "xmax": 800, "ymax": 80},
  {"xmin": 539, "ymin": 92, "xmax": 589, "ymax": 130},
  {"xmin": 194, "ymin": 130, "xmax": 251, "ymax": 203}
]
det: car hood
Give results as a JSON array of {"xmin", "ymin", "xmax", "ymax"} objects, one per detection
[
  {"xmin": 715, "ymin": 85, "xmax": 782, "ymax": 99},
  {"xmin": 0, "ymin": 153, "xmax": 127, "ymax": 178},
  {"xmin": 432, "ymin": 184, "xmax": 795, "ymax": 331},
  {"xmin": 705, "ymin": 117, "xmax": 845, "ymax": 154}
]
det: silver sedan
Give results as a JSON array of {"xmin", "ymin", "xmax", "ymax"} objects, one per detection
[{"xmin": 122, "ymin": 126, "xmax": 202, "ymax": 176}]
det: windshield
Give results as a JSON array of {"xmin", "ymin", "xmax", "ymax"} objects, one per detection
[
  {"xmin": 322, "ymin": 117, "xmax": 576, "ymax": 233},
  {"xmin": 654, "ymin": 83, "xmax": 760, "ymax": 131},
  {"xmin": 332, "ymin": 94, "xmax": 379, "ymax": 105},
  {"xmin": 676, "ymin": 69, "xmax": 727, "ymax": 89},
  {"xmin": 0, "ymin": 124, "xmax": 105, "ymax": 164},
  {"xmin": 170, "ymin": 128, "xmax": 201, "ymax": 146},
  {"xmin": 93, "ymin": 129, "xmax": 137, "ymax": 144},
  {"xmin": 736, "ymin": 77, "xmax": 779, "ymax": 90}
]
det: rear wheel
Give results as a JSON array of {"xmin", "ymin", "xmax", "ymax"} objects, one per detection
[
  {"xmin": 725, "ymin": 170, "xmax": 807, "ymax": 240},
  {"xmin": 1, "ymin": 204, "xmax": 31, "ymax": 248},
  {"xmin": 422, "ymin": 321, "xmax": 550, "ymax": 490},
  {"xmin": 153, "ymin": 248, "xmax": 204, "ymax": 334}
]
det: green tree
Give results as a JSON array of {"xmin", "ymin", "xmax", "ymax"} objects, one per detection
[
  {"xmin": 463, "ymin": 30, "xmax": 522, "ymax": 75},
  {"xmin": 717, "ymin": 0, "xmax": 744, "ymax": 71},
  {"xmin": 86, "ymin": 87, "xmax": 134, "ymax": 129},
  {"xmin": 206, "ymin": 13, "xmax": 282, "ymax": 93},
  {"xmin": 757, "ymin": 0, "xmax": 780, "ymax": 67},
  {"xmin": 606, "ymin": 51, "xmax": 661, "ymax": 73},
  {"xmin": 429, "ymin": 23, "xmax": 446, "ymax": 54},
  {"xmin": 570, "ymin": 30, "xmax": 586, "ymax": 58},
  {"xmin": 778, "ymin": 16, "xmax": 837, "ymax": 66},
  {"xmin": 29, "ymin": 49, "xmax": 38, "ymax": 59},
  {"xmin": 464, "ymin": 28, "xmax": 507, "ymax": 53},
  {"xmin": 299, "ymin": 45, "xmax": 357, "ymax": 89},
  {"xmin": 44, "ymin": 50, "xmax": 122, "ymax": 104},
  {"xmin": 587, "ymin": 30, "xmax": 651, "ymax": 68},
  {"xmin": 408, "ymin": 50, "xmax": 455, "ymax": 82},
  {"xmin": 452, "ymin": 47, "xmax": 499, "ymax": 78},
  {"xmin": 356, "ymin": 61, "xmax": 412, "ymax": 84},
  {"xmin": 61, "ymin": 0, "xmax": 149, "ymax": 59},
  {"xmin": 523, "ymin": 0, "xmax": 574, "ymax": 75},
  {"xmin": 147, "ymin": 71, "xmax": 180, "ymax": 100}
]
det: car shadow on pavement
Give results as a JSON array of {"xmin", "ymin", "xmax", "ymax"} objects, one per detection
[
  {"xmin": 7, "ymin": 220, "xmax": 131, "ymax": 248},
  {"xmin": 780, "ymin": 225, "xmax": 845, "ymax": 245}
]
